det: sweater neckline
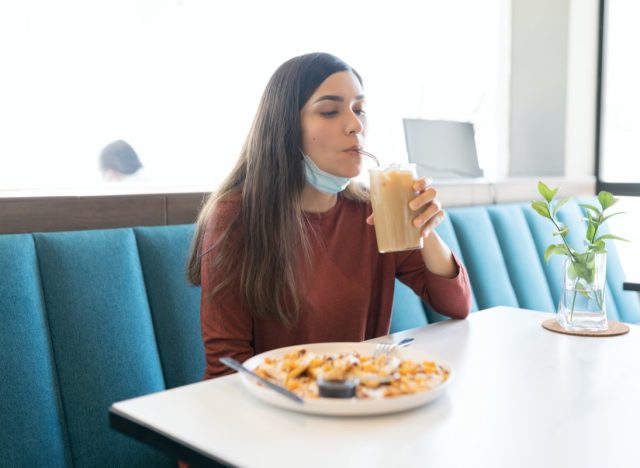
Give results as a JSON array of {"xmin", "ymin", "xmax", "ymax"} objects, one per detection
[{"xmin": 303, "ymin": 194, "xmax": 344, "ymax": 222}]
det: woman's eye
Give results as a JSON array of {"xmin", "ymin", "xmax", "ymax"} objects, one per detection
[
  {"xmin": 320, "ymin": 111, "xmax": 338, "ymax": 117},
  {"xmin": 355, "ymin": 108, "xmax": 366, "ymax": 116}
]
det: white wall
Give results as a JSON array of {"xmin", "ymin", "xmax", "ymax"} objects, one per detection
[
  {"xmin": 509, "ymin": 0, "xmax": 569, "ymax": 176},
  {"xmin": 508, "ymin": 0, "xmax": 600, "ymax": 178},
  {"xmin": 565, "ymin": 0, "xmax": 599, "ymax": 177}
]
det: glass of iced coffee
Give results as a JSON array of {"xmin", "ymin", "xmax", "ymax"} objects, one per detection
[{"xmin": 369, "ymin": 163, "xmax": 423, "ymax": 253}]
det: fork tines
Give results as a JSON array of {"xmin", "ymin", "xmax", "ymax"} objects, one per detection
[{"xmin": 373, "ymin": 342, "xmax": 391, "ymax": 358}]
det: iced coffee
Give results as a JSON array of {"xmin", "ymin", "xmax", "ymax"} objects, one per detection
[{"xmin": 369, "ymin": 164, "xmax": 423, "ymax": 253}]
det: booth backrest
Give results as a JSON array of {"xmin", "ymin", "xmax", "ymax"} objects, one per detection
[
  {"xmin": 1, "ymin": 199, "xmax": 638, "ymax": 466},
  {"xmin": 390, "ymin": 199, "xmax": 640, "ymax": 331},
  {"xmin": 0, "ymin": 226, "xmax": 202, "ymax": 467}
]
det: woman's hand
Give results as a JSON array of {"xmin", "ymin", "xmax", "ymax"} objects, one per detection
[
  {"xmin": 366, "ymin": 177, "xmax": 445, "ymax": 238},
  {"xmin": 408, "ymin": 177, "xmax": 444, "ymax": 237}
]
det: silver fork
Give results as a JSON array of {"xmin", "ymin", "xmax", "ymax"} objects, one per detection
[{"xmin": 373, "ymin": 337, "xmax": 414, "ymax": 357}]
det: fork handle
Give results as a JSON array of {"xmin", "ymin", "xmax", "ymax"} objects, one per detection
[{"xmin": 396, "ymin": 337, "xmax": 414, "ymax": 348}]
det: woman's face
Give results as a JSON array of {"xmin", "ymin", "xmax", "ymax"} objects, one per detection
[{"xmin": 300, "ymin": 71, "xmax": 366, "ymax": 178}]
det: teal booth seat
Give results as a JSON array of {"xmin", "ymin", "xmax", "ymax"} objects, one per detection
[
  {"xmin": 2, "ymin": 198, "xmax": 638, "ymax": 465},
  {"xmin": 0, "ymin": 226, "xmax": 203, "ymax": 467},
  {"xmin": 390, "ymin": 198, "xmax": 640, "ymax": 331}
]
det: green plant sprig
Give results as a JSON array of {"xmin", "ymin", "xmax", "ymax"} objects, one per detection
[
  {"xmin": 531, "ymin": 182, "xmax": 627, "ymax": 266},
  {"xmin": 531, "ymin": 182, "xmax": 628, "ymax": 317}
]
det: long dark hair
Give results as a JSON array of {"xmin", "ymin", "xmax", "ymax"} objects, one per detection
[{"xmin": 187, "ymin": 52, "xmax": 368, "ymax": 326}]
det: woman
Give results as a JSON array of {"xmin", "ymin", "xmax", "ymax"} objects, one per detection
[{"xmin": 188, "ymin": 52, "xmax": 471, "ymax": 379}]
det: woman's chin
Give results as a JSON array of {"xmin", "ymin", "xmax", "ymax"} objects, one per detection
[{"xmin": 343, "ymin": 161, "xmax": 363, "ymax": 178}]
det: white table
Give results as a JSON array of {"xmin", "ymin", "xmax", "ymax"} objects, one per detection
[{"xmin": 110, "ymin": 306, "xmax": 640, "ymax": 468}]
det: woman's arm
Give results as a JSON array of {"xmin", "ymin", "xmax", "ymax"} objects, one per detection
[
  {"xmin": 365, "ymin": 177, "xmax": 460, "ymax": 279},
  {"xmin": 419, "ymin": 229, "xmax": 458, "ymax": 278},
  {"xmin": 371, "ymin": 177, "xmax": 471, "ymax": 318},
  {"xmin": 407, "ymin": 178, "xmax": 460, "ymax": 278},
  {"xmin": 199, "ymin": 200, "xmax": 254, "ymax": 379},
  {"xmin": 394, "ymin": 249, "xmax": 471, "ymax": 320}
]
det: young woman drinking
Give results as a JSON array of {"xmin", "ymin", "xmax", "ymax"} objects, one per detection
[{"xmin": 187, "ymin": 52, "xmax": 471, "ymax": 380}]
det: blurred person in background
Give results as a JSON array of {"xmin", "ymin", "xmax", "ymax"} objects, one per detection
[{"xmin": 99, "ymin": 139, "xmax": 144, "ymax": 182}]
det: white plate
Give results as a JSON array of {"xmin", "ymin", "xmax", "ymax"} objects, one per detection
[{"xmin": 240, "ymin": 341, "xmax": 453, "ymax": 416}]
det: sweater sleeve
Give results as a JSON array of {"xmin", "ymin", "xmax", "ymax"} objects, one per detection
[
  {"xmin": 199, "ymin": 200, "xmax": 254, "ymax": 380},
  {"xmin": 394, "ymin": 249, "xmax": 472, "ymax": 320}
]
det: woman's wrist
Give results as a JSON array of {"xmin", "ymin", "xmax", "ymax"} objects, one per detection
[{"xmin": 420, "ymin": 232, "xmax": 458, "ymax": 278}]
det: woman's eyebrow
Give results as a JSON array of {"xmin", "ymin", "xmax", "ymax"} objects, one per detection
[{"xmin": 313, "ymin": 94, "xmax": 365, "ymax": 103}]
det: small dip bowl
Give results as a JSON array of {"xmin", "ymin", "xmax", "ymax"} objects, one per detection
[{"xmin": 317, "ymin": 376, "xmax": 359, "ymax": 399}]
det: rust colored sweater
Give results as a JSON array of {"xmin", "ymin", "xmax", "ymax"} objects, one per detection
[{"xmin": 200, "ymin": 193, "xmax": 471, "ymax": 379}]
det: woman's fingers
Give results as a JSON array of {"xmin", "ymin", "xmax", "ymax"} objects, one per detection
[
  {"xmin": 412, "ymin": 176, "xmax": 433, "ymax": 192},
  {"xmin": 413, "ymin": 199, "xmax": 442, "ymax": 227},
  {"xmin": 409, "ymin": 178, "xmax": 444, "ymax": 237},
  {"xmin": 409, "ymin": 187, "xmax": 438, "ymax": 211},
  {"xmin": 419, "ymin": 211, "xmax": 445, "ymax": 237},
  {"xmin": 369, "ymin": 176, "xmax": 442, "ymax": 236}
]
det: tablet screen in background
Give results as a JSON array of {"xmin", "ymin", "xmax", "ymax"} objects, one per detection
[{"xmin": 403, "ymin": 119, "xmax": 484, "ymax": 179}]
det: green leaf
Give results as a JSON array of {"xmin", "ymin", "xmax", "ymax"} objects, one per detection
[
  {"xmin": 580, "ymin": 203, "xmax": 601, "ymax": 215},
  {"xmin": 601, "ymin": 211, "xmax": 626, "ymax": 223},
  {"xmin": 598, "ymin": 191, "xmax": 616, "ymax": 211},
  {"xmin": 531, "ymin": 200, "xmax": 551, "ymax": 219},
  {"xmin": 594, "ymin": 234, "xmax": 629, "ymax": 243},
  {"xmin": 586, "ymin": 222, "xmax": 596, "ymax": 242},
  {"xmin": 538, "ymin": 181, "xmax": 558, "ymax": 202},
  {"xmin": 590, "ymin": 240, "xmax": 607, "ymax": 253},
  {"xmin": 543, "ymin": 245, "xmax": 556, "ymax": 262},
  {"xmin": 552, "ymin": 196, "xmax": 572, "ymax": 217},
  {"xmin": 575, "ymin": 283, "xmax": 591, "ymax": 299},
  {"xmin": 553, "ymin": 226, "xmax": 569, "ymax": 237},
  {"xmin": 554, "ymin": 244, "xmax": 572, "ymax": 257},
  {"xmin": 575, "ymin": 255, "xmax": 596, "ymax": 282}
]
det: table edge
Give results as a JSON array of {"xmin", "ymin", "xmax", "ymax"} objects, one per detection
[{"xmin": 109, "ymin": 405, "xmax": 234, "ymax": 468}]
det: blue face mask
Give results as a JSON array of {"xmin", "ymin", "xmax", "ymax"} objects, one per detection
[{"xmin": 302, "ymin": 153, "xmax": 351, "ymax": 194}]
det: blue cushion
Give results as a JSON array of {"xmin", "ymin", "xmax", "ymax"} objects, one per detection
[
  {"xmin": 448, "ymin": 207, "xmax": 519, "ymax": 309},
  {"xmin": 389, "ymin": 215, "xmax": 479, "ymax": 330},
  {"xmin": 0, "ymin": 235, "xmax": 71, "ymax": 467},
  {"xmin": 433, "ymin": 215, "xmax": 479, "ymax": 313},
  {"xmin": 135, "ymin": 225, "xmax": 205, "ymax": 387},
  {"xmin": 523, "ymin": 205, "xmax": 566, "ymax": 305},
  {"xmin": 487, "ymin": 204, "xmax": 555, "ymax": 312},
  {"xmin": 386, "ymin": 197, "xmax": 639, "ymax": 330},
  {"xmin": 576, "ymin": 198, "xmax": 640, "ymax": 323},
  {"xmin": 34, "ymin": 229, "xmax": 172, "ymax": 468},
  {"xmin": 390, "ymin": 279, "xmax": 429, "ymax": 332}
]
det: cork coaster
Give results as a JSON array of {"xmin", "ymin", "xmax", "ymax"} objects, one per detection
[{"xmin": 542, "ymin": 318, "xmax": 630, "ymax": 337}]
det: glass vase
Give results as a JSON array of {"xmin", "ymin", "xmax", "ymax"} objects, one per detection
[{"xmin": 557, "ymin": 252, "xmax": 608, "ymax": 331}]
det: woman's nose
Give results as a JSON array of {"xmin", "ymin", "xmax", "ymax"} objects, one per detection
[{"xmin": 345, "ymin": 111, "xmax": 365, "ymax": 135}]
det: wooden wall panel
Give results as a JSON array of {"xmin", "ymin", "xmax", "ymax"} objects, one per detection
[
  {"xmin": 166, "ymin": 193, "xmax": 209, "ymax": 225},
  {"xmin": 0, "ymin": 192, "xmax": 210, "ymax": 234}
]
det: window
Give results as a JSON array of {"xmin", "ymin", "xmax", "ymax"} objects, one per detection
[
  {"xmin": 597, "ymin": 0, "xmax": 640, "ymax": 191},
  {"xmin": 597, "ymin": 0, "xmax": 640, "ymax": 280},
  {"xmin": 0, "ymin": 0, "xmax": 508, "ymax": 193}
]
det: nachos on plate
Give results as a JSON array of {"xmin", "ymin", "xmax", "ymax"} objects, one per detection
[{"xmin": 252, "ymin": 348, "xmax": 449, "ymax": 399}]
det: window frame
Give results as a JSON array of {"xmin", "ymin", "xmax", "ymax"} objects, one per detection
[{"xmin": 595, "ymin": 0, "xmax": 640, "ymax": 196}]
